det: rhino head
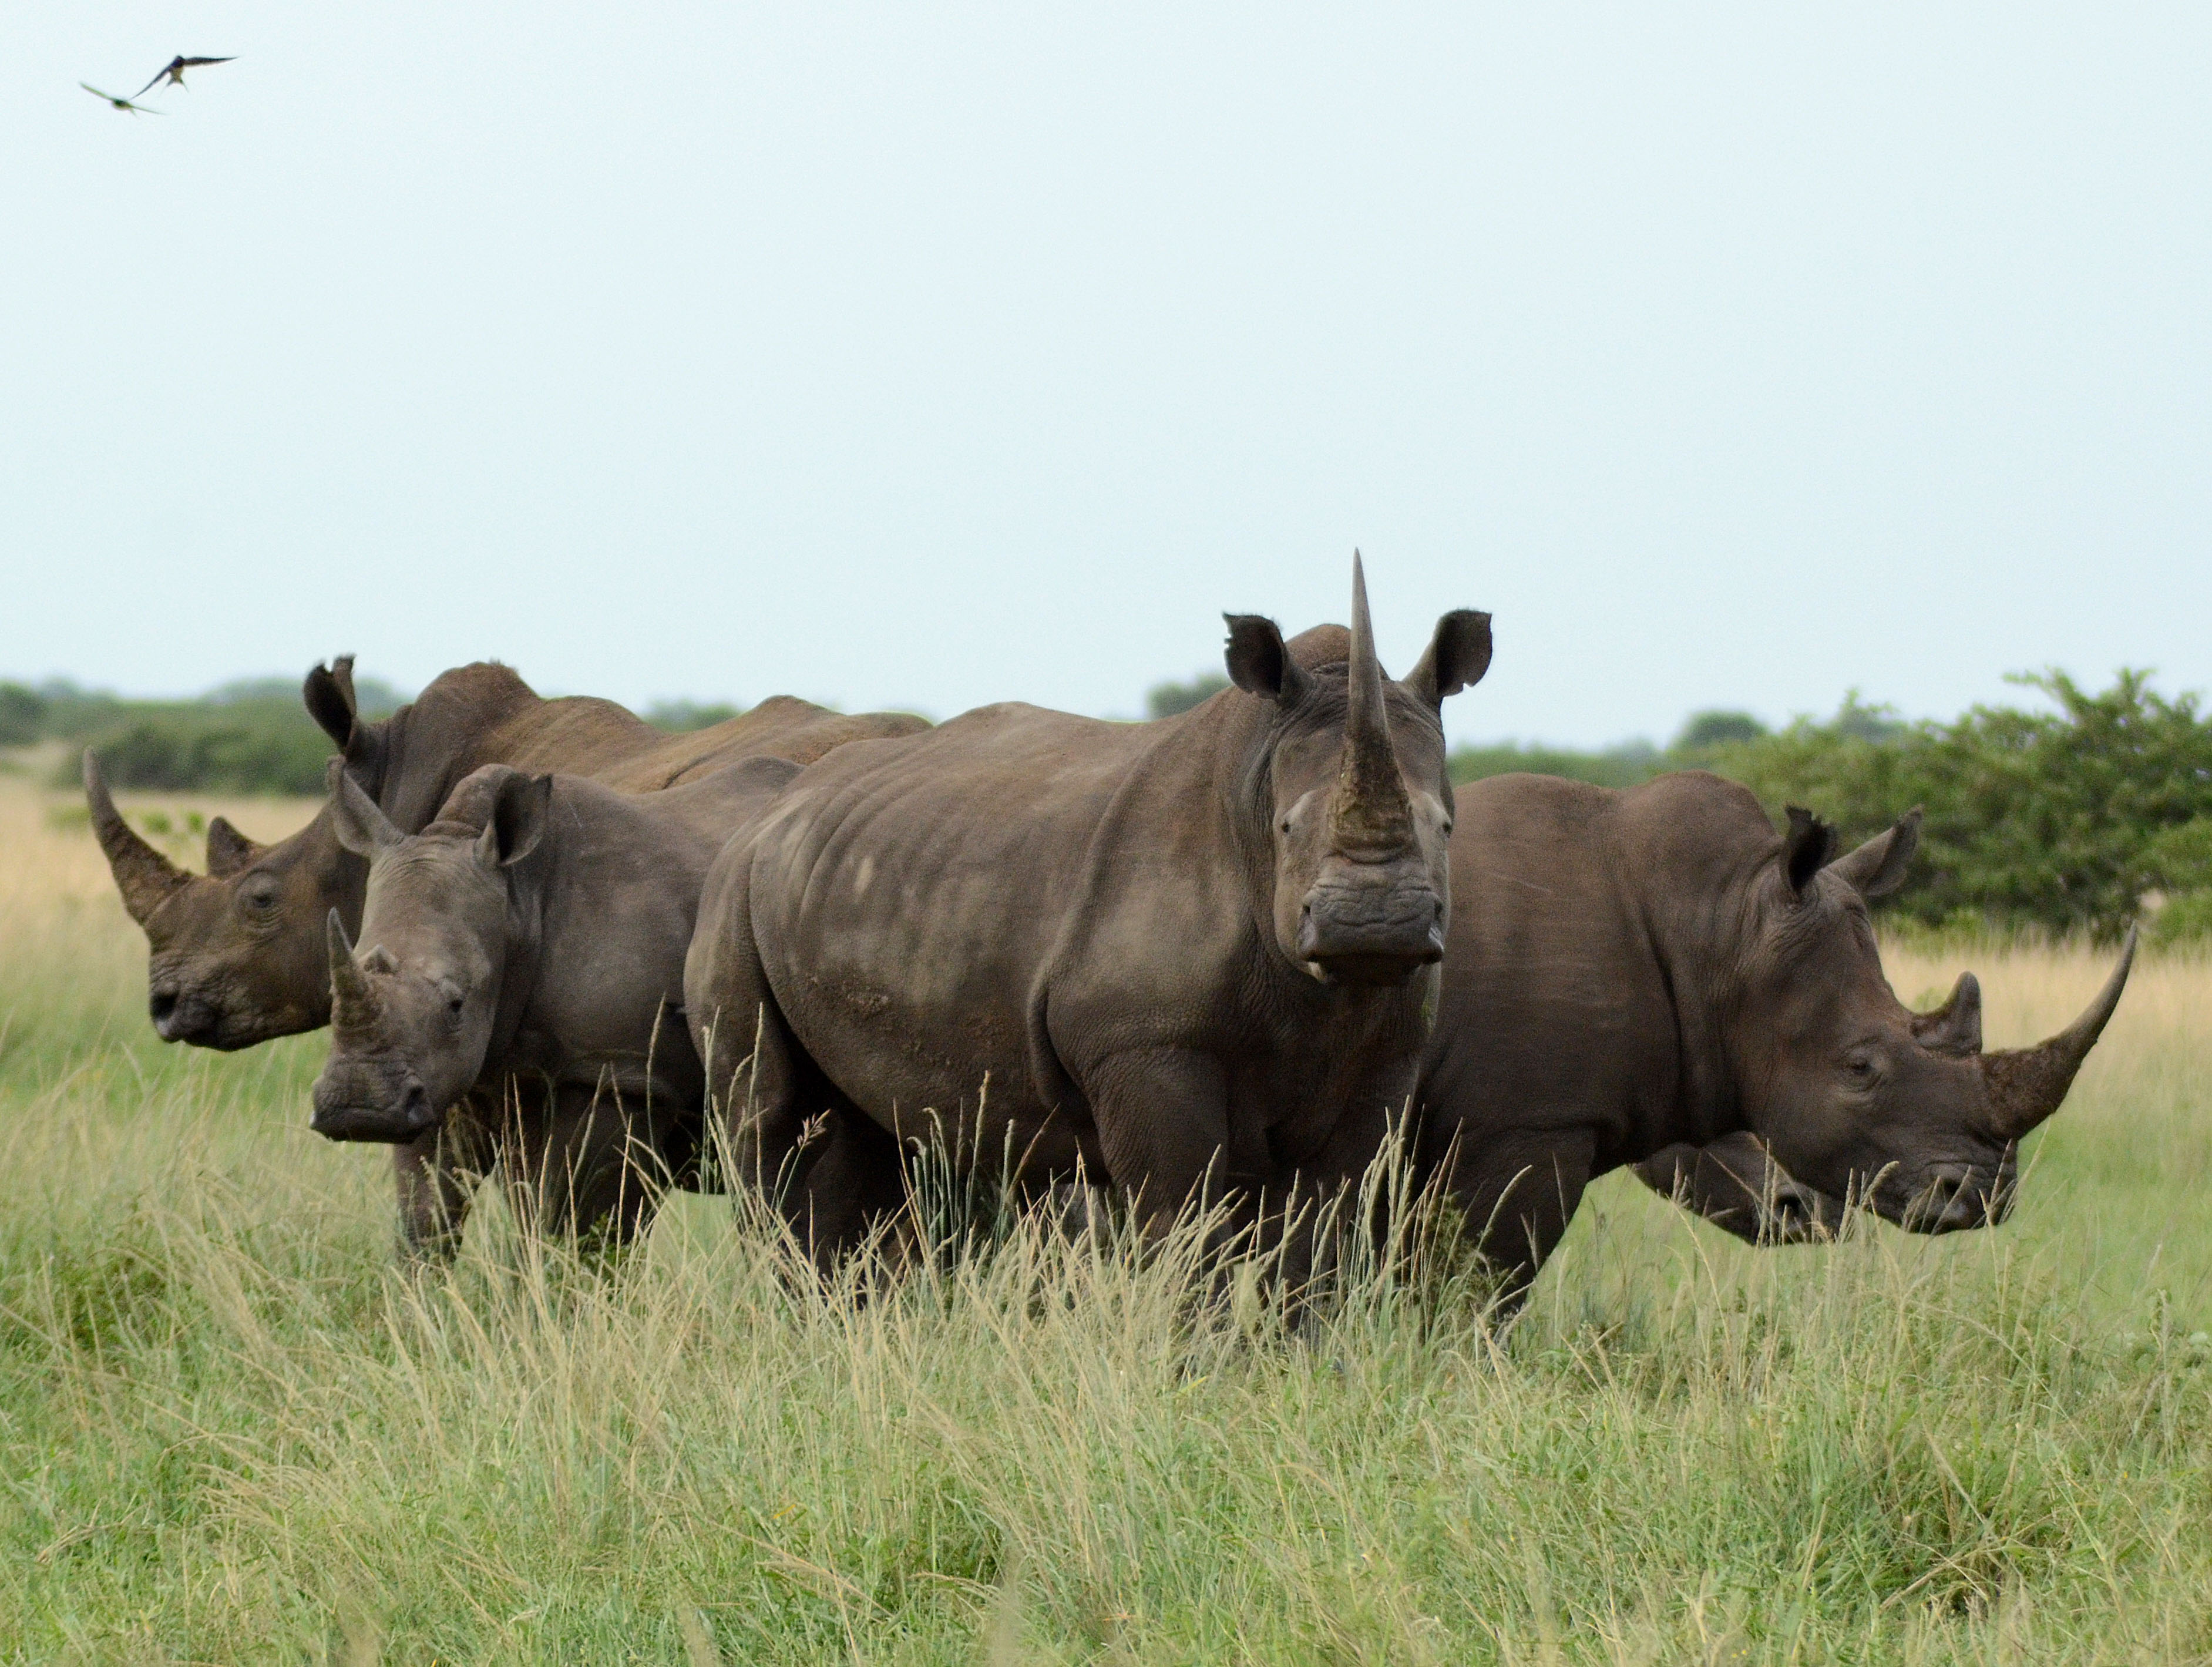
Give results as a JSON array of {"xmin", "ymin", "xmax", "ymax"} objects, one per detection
[
  {"xmin": 83, "ymin": 657, "xmax": 379, "ymax": 1050},
  {"xmin": 308, "ymin": 763, "xmax": 549, "ymax": 1143},
  {"xmin": 1736, "ymin": 806, "xmax": 2134, "ymax": 1232},
  {"xmin": 1223, "ymin": 554, "xmax": 1491, "ymax": 987}
]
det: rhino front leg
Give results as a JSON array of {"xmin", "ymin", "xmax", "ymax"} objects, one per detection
[
  {"xmin": 393, "ymin": 1104, "xmax": 498, "ymax": 1263},
  {"xmin": 1087, "ymin": 1047, "xmax": 1258, "ymax": 1254},
  {"xmin": 499, "ymin": 1081, "xmax": 671, "ymax": 1250},
  {"xmin": 1632, "ymin": 1132, "xmax": 1840, "ymax": 1245},
  {"xmin": 1438, "ymin": 1127, "xmax": 1597, "ymax": 1319}
]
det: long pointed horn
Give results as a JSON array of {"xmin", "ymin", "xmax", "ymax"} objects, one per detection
[
  {"xmin": 1980, "ymin": 928, "xmax": 2137, "ymax": 1140},
  {"xmin": 326, "ymin": 908, "xmax": 379, "ymax": 1034},
  {"xmin": 82, "ymin": 752, "xmax": 190, "ymax": 926},
  {"xmin": 1329, "ymin": 552, "xmax": 1414, "ymax": 853}
]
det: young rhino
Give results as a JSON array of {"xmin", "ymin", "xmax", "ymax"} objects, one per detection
[{"xmin": 310, "ymin": 755, "xmax": 800, "ymax": 1241}]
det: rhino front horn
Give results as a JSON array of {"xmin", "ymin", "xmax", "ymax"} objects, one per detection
[
  {"xmin": 1328, "ymin": 552, "xmax": 1414, "ymax": 853},
  {"xmin": 1980, "ymin": 927, "xmax": 2137, "ymax": 1140},
  {"xmin": 83, "ymin": 752, "xmax": 190, "ymax": 926}
]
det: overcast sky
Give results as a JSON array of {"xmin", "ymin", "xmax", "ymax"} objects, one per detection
[{"xmin": 4, "ymin": 4, "xmax": 2205, "ymax": 746}]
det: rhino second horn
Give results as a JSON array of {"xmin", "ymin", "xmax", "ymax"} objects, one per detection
[
  {"xmin": 1912, "ymin": 971, "xmax": 1983, "ymax": 1057},
  {"xmin": 1979, "ymin": 927, "xmax": 2137, "ymax": 1140},
  {"xmin": 1329, "ymin": 552, "xmax": 1415, "ymax": 853},
  {"xmin": 326, "ymin": 908, "xmax": 379, "ymax": 1030},
  {"xmin": 83, "ymin": 752, "xmax": 190, "ymax": 926}
]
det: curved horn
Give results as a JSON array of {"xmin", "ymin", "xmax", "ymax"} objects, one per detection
[
  {"xmin": 325, "ymin": 908, "xmax": 379, "ymax": 1034},
  {"xmin": 82, "ymin": 752, "xmax": 190, "ymax": 926},
  {"xmin": 1329, "ymin": 552, "xmax": 1414, "ymax": 853},
  {"xmin": 1911, "ymin": 971, "xmax": 1983, "ymax": 1057},
  {"xmin": 1979, "ymin": 928, "xmax": 2137, "ymax": 1140}
]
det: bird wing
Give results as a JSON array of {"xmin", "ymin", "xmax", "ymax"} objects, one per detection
[
  {"xmin": 130, "ymin": 65, "xmax": 174, "ymax": 99},
  {"xmin": 180, "ymin": 57, "xmax": 237, "ymax": 68}
]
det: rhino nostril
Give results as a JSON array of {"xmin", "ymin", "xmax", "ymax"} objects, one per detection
[
  {"xmin": 149, "ymin": 991, "xmax": 177, "ymax": 1025},
  {"xmin": 402, "ymin": 1083, "xmax": 433, "ymax": 1127}
]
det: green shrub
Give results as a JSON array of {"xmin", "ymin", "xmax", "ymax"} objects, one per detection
[
  {"xmin": 645, "ymin": 700, "xmax": 746, "ymax": 733},
  {"xmin": 1448, "ymin": 739, "xmax": 1662, "ymax": 789},
  {"xmin": 1146, "ymin": 673, "xmax": 1229, "ymax": 721},
  {"xmin": 1710, "ymin": 672, "xmax": 2212, "ymax": 942},
  {"xmin": 0, "ymin": 683, "xmax": 43, "ymax": 747}
]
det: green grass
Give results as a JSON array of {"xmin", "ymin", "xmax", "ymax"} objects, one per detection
[{"xmin": 3, "ymin": 781, "xmax": 2210, "ymax": 1663}]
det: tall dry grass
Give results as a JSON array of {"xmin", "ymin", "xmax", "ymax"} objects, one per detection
[{"xmin": 2, "ymin": 772, "xmax": 2208, "ymax": 1663}]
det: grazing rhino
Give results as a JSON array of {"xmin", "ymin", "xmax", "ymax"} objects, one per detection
[
  {"xmin": 311, "ymin": 756, "xmax": 802, "ymax": 1246},
  {"xmin": 1418, "ymin": 765, "xmax": 2134, "ymax": 1303},
  {"xmin": 86, "ymin": 656, "xmax": 924, "ymax": 1252},
  {"xmin": 685, "ymin": 558, "xmax": 1493, "ymax": 1268}
]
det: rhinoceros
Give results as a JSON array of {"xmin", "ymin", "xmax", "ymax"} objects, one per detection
[
  {"xmin": 685, "ymin": 559, "xmax": 1493, "ymax": 1269},
  {"xmin": 311, "ymin": 756, "xmax": 802, "ymax": 1246},
  {"xmin": 86, "ymin": 656, "xmax": 924, "ymax": 1251},
  {"xmin": 1419, "ymin": 765, "xmax": 2134, "ymax": 1302}
]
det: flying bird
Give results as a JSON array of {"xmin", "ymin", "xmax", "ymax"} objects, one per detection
[
  {"xmin": 80, "ymin": 83, "xmax": 164, "ymax": 115},
  {"xmin": 133, "ymin": 55, "xmax": 236, "ymax": 98}
]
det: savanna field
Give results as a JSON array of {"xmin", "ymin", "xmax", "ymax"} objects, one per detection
[{"xmin": 4, "ymin": 768, "xmax": 2210, "ymax": 1665}]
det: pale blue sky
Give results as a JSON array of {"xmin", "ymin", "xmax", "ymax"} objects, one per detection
[{"xmin": 5, "ymin": 4, "xmax": 2206, "ymax": 745}]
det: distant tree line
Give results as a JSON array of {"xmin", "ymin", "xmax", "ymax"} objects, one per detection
[
  {"xmin": 1, "ymin": 676, "xmax": 408, "ymax": 797},
  {"xmin": 14, "ymin": 661, "xmax": 2211, "ymax": 941}
]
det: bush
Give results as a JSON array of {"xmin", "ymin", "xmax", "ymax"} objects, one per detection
[
  {"xmin": 1710, "ymin": 671, "xmax": 2212, "ymax": 942},
  {"xmin": 1146, "ymin": 674, "xmax": 1229, "ymax": 721},
  {"xmin": 0, "ymin": 683, "xmax": 43, "ymax": 747},
  {"xmin": 1448, "ymin": 740, "xmax": 1662, "ymax": 789},
  {"xmin": 8, "ymin": 674, "xmax": 409, "ymax": 796},
  {"xmin": 645, "ymin": 700, "xmax": 746, "ymax": 733},
  {"xmin": 60, "ymin": 700, "xmax": 341, "ymax": 796}
]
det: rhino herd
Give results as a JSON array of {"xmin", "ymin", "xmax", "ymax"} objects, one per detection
[{"xmin": 85, "ymin": 560, "xmax": 2134, "ymax": 1305}]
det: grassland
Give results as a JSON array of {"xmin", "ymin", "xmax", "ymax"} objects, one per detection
[{"xmin": 2, "ymin": 771, "xmax": 2208, "ymax": 1664}]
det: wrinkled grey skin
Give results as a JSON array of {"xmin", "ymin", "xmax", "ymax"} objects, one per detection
[
  {"xmin": 1418, "ymin": 767, "xmax": 2135, "ymax": 1305},
  {"xmin": 311, "ymin": 757, "xmax": 802, "ymax": 1248},
  {"xmin": 686, "ymin": 559, "xmax": 1493, "ymax": 1269},
  {"xmin": 85, "ymin": 656, "xmax": 923, "ymax": 1255}
]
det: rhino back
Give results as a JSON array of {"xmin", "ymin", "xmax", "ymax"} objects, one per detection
[{"xmin": 741, "ymin": 703, "xmax": 1250, "ymax": 1130}]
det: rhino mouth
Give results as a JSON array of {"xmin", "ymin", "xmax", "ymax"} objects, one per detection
[
  {"xmin": 150, "ymin": 987, "xmax": 224, "ymax": 1046},
  {"xmin": 1297, "ymin": 883, "xmax": 1447, "ymax": 986},
  {"xmin": 1896, "ymin": 1164, "xmax": 2012, "ymax": 1234},
  {"xmin": 310, "ymin": 1076, "xmax": 440, "ymax": 1144}
]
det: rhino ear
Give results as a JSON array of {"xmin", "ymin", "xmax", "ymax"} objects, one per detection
[
  {"xmin": 204, "ymin": 816, "xmax": 265, "ymax": 879},
  {"xmin": 1830, "ymin": 808, "xmax": 1921, "ymax": 899},
  {"xmin": 1404, "ymin": 610, "xmax": 1493, "ymax": 708},
  {"xmin": 1223, "ymin": 614, "xmax": 1309, "ymax": 704},
  {"xmin": 304, "ymin": 657, "xmax": 359, "ymax": 748},
  {"xmin": 479, "ymin": 771, "xmax": 552, "ymax": 870},
  {"xmin": 1782, "ymin": 806, "xmax": 1839, "ymax": 900},
  {"xmin": 328, "ymin": 758, "xmax": 402, "ymax": 858}
]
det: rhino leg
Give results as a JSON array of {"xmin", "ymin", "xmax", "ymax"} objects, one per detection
[
  {"xmin": 495, "ymin": 1081, "xmax": 673, "ymax": 1249},
  {"xmin": 690, "ymin": 879, "xmax": 903, "ymax": 1271},
  {"xmin": 1631, "ymin": 1133, "xmax": 1839, "ymax": 1245},
  {"xmin": 1433, "ymin": 1126, "xmax": 1597, "ymax": 1319},
  {"xmin": 1088, "ymin": 1046, "xmax": 1253, "ymax": 1249},
  {"xmin": 393, "ymin": 1103, "xmax": 499, "ymax": 1262}
]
